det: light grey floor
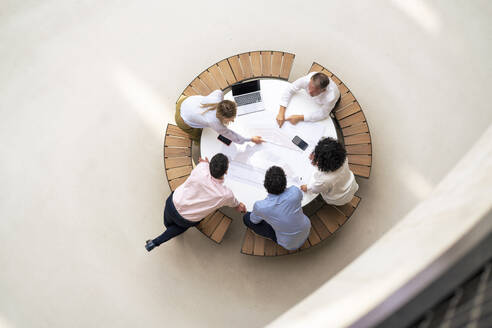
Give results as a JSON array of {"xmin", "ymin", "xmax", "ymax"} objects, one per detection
[{"xmin": 0, "ymin": 1, "xmax": 491, "ymax": 327}]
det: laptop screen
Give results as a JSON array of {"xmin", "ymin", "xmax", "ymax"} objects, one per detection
[{"xmin": 232, "ymin": 80, "xmax": 260, "ymax": 96}]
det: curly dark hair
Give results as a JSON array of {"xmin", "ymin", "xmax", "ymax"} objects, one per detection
[
  {"xmin": 209, "ymin": 153, "xmax": 229, "ymax": 179},
  {"xmin": 263, "ymin": 166, "xmax": 287, "ymax": 195},
  {"xmin": 312, "ymin": 137, "xmax": 346, "ymax": 172}
]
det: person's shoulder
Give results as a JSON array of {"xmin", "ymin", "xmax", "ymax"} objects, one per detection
[
  {"xmin": 209, "ymin": 89, "xmax": 223, "ymax": 99},
  {"xmin": 328, "ymin": 78, "xmax": 340, "ymax": 92},
  {"xmin": 194, "ymin": 162, "xmax": 210, "ymax": 174},
  {"xmin": 286, "ymin": 185, "xmax": 302, "ymax": 196}
]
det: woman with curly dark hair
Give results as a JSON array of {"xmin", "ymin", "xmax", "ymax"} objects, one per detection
[{"xmin": 300, "ymin": 137, "xmax": 359, "ymax": 205}]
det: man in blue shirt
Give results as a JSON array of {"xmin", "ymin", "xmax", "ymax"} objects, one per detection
[{"xmin": 243, "ymin": 166, "xmax": 311, "ymax": 250}]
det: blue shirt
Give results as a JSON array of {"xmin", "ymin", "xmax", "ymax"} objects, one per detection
[{"xmin": 250, "ymin": 186, "xmax": 311, "ymax": 250}]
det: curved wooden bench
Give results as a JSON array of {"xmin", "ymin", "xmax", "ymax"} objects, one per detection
[
  {"xmin": 179, "ymin": 50, "xmax": 295, "ymax": 98},
  {"xmin": 308, "ymin": 63, "xmax": 372, "ymax": 179},
  {"xmin": 240, "ymin": 196, "xmax": 361, "ymax": 256},
  {"xmin": 163, "ymin": 123, "xmax": 232, "ymax": 243}
]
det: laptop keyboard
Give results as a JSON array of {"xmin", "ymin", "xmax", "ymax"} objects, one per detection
[{"xmin": 235, "ymin": 92, "xmax": 262, "ymax": 106}]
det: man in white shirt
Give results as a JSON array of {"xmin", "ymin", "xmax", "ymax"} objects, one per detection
[{"xmin": 276, "ymin": 72, "xmax": 340, "ymax": 127}]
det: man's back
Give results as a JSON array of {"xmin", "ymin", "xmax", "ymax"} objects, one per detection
[
  {"xmin": 173, "ymin": 162, "xmax": 238, "ymax": 222},
  {"xmin": 251, "ymin": 186, "xmax": 311, "ymax": 250}
]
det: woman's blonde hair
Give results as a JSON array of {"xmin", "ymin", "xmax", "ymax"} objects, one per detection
[{"xmin": 201, "ymin": 100, "xmax": 237, "ymax": 125}]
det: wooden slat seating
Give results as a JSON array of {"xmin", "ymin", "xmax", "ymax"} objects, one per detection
[
  {"xmin": 308, "ymin": 62, "xmax": 373, "ymax": 179},
  {"xmin": 180, "ymin": 51, "xmax": 295, "ymax": 98},
  {"xmin": 164, "ymin": 123, "xmax": 193, "ymax": 191},
  {"xmin": 241, "ymin": 196, "xmax": 361, "ymax": 256},
  {"xmin": 163, "ymin": 123, "xmax": 232, "ymax": 243}
]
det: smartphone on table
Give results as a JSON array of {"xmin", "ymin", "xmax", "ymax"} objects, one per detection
[
  {"xmin": 292, "ymin": 136, "xmax": 308, "ymax": 151},
  {"xmin": 217, "ymin": 134, "xmax": 232, "ymax": 146}
]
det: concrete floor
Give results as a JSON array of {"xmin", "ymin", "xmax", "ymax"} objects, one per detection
[{"xmin": 0, "ymin": 1, "xmax": 491, "ymax": 327}]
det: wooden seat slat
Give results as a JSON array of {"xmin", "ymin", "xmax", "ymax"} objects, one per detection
[
  {"xmin": 321, "ymin": 69, "xmax": 334, "ymax": 78},
  {"xmin": 208, "ymin": 65, "xmax": 229, "ymax": 90},
  {"xmin": 316, "ymin": 206, "xmax": 342, "ymax": 233},
  {"xmin": 300, "ymin": 239, "xmax": 311, "ymax": 250},
  {"xmin": 217, "ymin": 59, "xmax": 237, "ymax": 85},
  {"xmin": 261, "ymin": 51, "xmax": 272, "ymax": 76},
  {"xmin": 342, "ymin": 122, "xmax": 369, "ymax": 137},
  {"xmin": 349, "ymin": 164, "xmax": 371, "ymax": 178},
  {"xmin": 264, "ymin": 239, "xmax": 277, "ymax": 256},
  {"xmin": 198, "ymin": 71, "xmax": 220, "ymax": 91},
  {"xmin": 238, "ymin": 53, "xmax": 253, "ymax": 79},
  {"xmin": 228, "ymin": 56, "xmax": 244, "ymax": 81},
  {"xmin": 309, "ymin": 63, "xmax": 324, "ymax": 73},
  {"xmin": 271, "ymin": 51, "xmax": 283, "ymax": 77},
  {"xmin": 165, "ymin": 157, "xmax": 192, "ymax": 169},
  {"xmin": 331, "ymin": 74, "xmax": 342, "ymax": 85},
  {"xmin": 349, "ymin": 196, "xmax": 361, "ymax": 208},
  {"xmin": 321, "ymin": 204, "xmax": 348, "ymax": 227},
  {"xmin": 164, "ymin": 147, "xmax": 191, "ymax": 158},
  {"xmin": 250, "ymin": 51, "xmax": 262, "ymax": 77},
  {"xmin": 308, "ymin": 227, "xmax": 322, "ymax": 246},
  {"xmin": 201, "ymin": 211, "xmax": 224, "ymax": 237},
  {"xmin": 190, "ymin": 78, "xmax": 210, "ymax": 96},
  {"xmin": 347, "ymin": 154, "xmax": 372, "ymax": 166},
  {"xmin": 210, "ymin": 216, "xmax": 232, "ymax": 243},
  {"xmin": 166, "ymin": 124, "xmax": 192, "ymax": 138},
  {"xmin": 338, "ymin": 83, "xmax": 349, "ymax": 94},
  {"xmin": 335, "ymin": 102, "xmax": 362, "ymax": 120},
  {"xmin": 166, "ymin": 166, "xmax": 192, "ymax": 180},
  {"xmin": 280, "ymin": 53, "xmax": 295, "ymax": 79},
  {"xmin": 183, "ymin": 85, "xmax": 198, "ymax": 97},
  {"xmin": 197, "ymin": 211, "xmax": 216, "ymax": 230},
  {"xmin": 344, "ymin": 133, "xmax": 371, "ymax": 145},
  {"xmin": 253, "ymin": 234, "xmax": 265, "ymax": 256},
  {"xmin": 165, "ymin": 136, "xmax": 192, "ymax": 147},
  {"xmin": 242, "ymin": 229, "xmax": 255, "ymax": 254},
  {"xmin": 339, "ymin": 111, "xmax": 366, "ymax": 128},
  {"xmin": 337, "ymin": 92, "xmax": 356, "ymax": 109},
  {"xmin": 169, "ymin": 175, "xmax": 188, "ymax": 191},
  {"xmin": 310, "ymin": 214, "xmax": 332, "ymax": 239},
  {"xmin": 333, "ymin": 196, "xmax": 361, "ymax": 217},
  {"xmin": 346, "ymin": 143, "xmax": 372, "ymax": 155},
  {"xmin": 276, "ymin": 244, "xmax": 289, "ymax": 256}
]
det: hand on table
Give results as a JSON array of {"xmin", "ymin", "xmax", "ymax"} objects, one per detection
[
  {"xmin": 251, "ymin": 136, "xmax": 264, "ymax": 144},
  {"xmin": 300, "ymin": 185, "xmax": 308, "ymax": 192},
  {"xmin": 199, "ymin": 157, "xmax": 209, "ymax": 163},
  {"xmin": 286, "ymin": 115, "xmax": 302, "ymax": 125},
  {"xmin": 235, "ymin": 202, "xmax": 247, "ymax": 213},
  {"xmin": 276, "ymin": 112, "xmax": 285, "ymax": 128}
]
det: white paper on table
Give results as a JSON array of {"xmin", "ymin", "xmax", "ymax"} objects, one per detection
[
  {"xmin": 227, "ymin": 161, "xmax": 265, "ymax": 188},
  {"xmin": 250, "ymin": 127, "xmax": 300, "ymax": 152}
]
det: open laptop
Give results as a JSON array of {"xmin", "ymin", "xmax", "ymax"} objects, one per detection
[{"xmin": 231, "ymin": 80, "xmax": 265, "ymax": 116}]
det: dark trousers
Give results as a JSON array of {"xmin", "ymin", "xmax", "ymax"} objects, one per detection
[
  {"xmin": 243, "ymin": 212, "xmax": 277, "ymax": 242},
  {"xmin": 152, "ymin": 193, "xmax": 199, "ymax": 246}
]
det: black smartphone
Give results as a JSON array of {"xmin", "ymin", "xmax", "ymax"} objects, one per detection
[
  {"xmin": 292, "ymin": 136, "xmax": 308, "ymax": 151},
  {"xmin": 217, "ymin": 134, "xmax": 232, "ymax": 146}
]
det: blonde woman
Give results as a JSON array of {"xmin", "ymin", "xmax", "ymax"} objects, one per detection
[{"xmin": 176, "ymin": 89, "xmax": 263, "ymax": 144}]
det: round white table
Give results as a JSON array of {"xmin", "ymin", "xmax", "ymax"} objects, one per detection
[{"xmin": 200, "ymin": 79, "xmax": 337, "ymax": 210}]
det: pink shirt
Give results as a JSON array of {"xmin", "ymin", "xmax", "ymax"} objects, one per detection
[{"xmin": 172, "ymin": 162, "xmax": 239, "ymax": 222}]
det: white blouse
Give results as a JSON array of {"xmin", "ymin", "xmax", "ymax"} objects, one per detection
[
  {"xmin": 279, "ymin": 72, "xmax": 340, "ymax": 122},
  {"xmin": 307, "ymin": 159, "xmax": 359, "ymax": 206},
  {"xmin": 179, "ymin": 90, "xmax": 251, "ymax": 144}
]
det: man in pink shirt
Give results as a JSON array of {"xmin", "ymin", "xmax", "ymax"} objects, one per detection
[{"xmin": 145, "ymin": 153, "xmax": 246, "ymax": 251}]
